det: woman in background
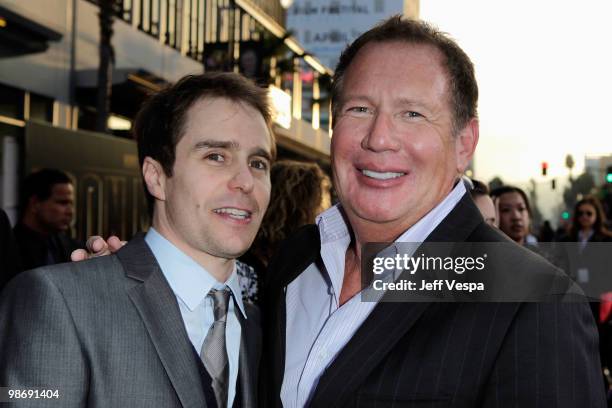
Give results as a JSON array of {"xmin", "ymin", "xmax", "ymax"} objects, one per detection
[
  {"xmin": 491, "ymin": 186, "xmax": 533, "ymax": 245},
  {"xmin": 238, "ymin": 160, "xmax": 331, "ymax": 301},
  {"xmin": 564, "ymin": 195, "xmax": 612, "ymax": 245}
]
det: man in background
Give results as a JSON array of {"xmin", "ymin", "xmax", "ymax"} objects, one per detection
[{"xmin": 13, "ymin": 168, "xmax": 81, "ymax": 271}]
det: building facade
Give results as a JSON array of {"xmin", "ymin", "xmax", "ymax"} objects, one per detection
[{"xmin": 0, "ymin": 0, "xmax": 332, "ymax": 240}]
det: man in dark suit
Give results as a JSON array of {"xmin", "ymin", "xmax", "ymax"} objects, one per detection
[
  {"xmin": 0, "ymin": 72, "xmax": 274, "ymax": 407},
  {"xmin": 261, "ymin": 17, "xmax": 606, "ymax": 407},
  {"xmin": 13, "ymin": 168, "xmax": 83, "ymax": 272}
]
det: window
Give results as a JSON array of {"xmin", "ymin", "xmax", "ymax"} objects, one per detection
[
  {"xmin": 0, "ymin": 83, "xmax": 24, "ymax": 120},
  {"xmin": 29, "ymin": 93, "xmax": 54, "ymax": 123}
]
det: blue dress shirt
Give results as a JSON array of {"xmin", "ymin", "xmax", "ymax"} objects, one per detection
[{"xmin": 145, "ymin": 228, "xmax": 246, "ymax": 407}]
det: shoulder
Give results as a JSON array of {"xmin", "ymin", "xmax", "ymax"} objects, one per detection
[
  {"xmin": 2, "ymin": 255, "xmax": 126, "ymax": 305},
  {"xmin": 593, "ymin": 230, "xmax": 612, "ymax": 242}
]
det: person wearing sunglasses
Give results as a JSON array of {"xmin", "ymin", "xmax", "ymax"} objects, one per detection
[{"xmin": 564, "ymin": 196, "xmax": 612, "ymax": 248}]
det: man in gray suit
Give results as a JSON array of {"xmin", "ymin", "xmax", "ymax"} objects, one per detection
[{"xmin": 0, "ymin": 72, "xmax": 275, "ymax": 407}]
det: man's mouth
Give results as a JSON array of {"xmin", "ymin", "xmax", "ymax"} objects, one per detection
[
  {"xmin": 213, "ymin": 207, "xmax": 252, "ymax": 220},
  {"xmin": 361, "ymin": 169, "xmax": 406, "ymax": 180}
]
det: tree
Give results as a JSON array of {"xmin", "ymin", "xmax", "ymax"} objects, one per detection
[
  {"xmin": 565, "ymin": 154, "xmax": 575, "ymax": 181},
  {"xmin": 95, "ymin": 0, "xmax": 119, "ymax": 133},
  {"xmin": 563, "ymin": 172, "xmax": 595, "ymax": 210}
]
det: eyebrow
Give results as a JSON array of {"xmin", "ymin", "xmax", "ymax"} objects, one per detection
[
  {"xmin": 193, "ymin": 139, "xmax": 272, "ymax": 162},
  {"xmin": 341, "ymin": 95, "xmax": 430, "ymax": 109},
  {"xmin": 193, "ymin": 139, "xmax": 240, "ymax": 151}
]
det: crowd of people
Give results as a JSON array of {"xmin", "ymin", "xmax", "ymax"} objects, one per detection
[{"xmin": 1, "ymin": 15, "xmax": 611, "ymax": 407}]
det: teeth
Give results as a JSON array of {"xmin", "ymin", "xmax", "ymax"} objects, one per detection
[
  {"xmin": 214, "ymin": 208, "xmax": 251, "ymax": 219},
  {"xmin": 361, "ymin": 169, "xmax": 405, "ymax": 180}
]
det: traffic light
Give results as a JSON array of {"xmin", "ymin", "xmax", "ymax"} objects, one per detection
[
  {"xmin": 541, "ymin": 162, "xmax": 548, "ymax": 176},
  {"xmin": 562, "ymin": 211, "xmax": 570, "ymax": 220},
  {"xmin": 606, "ymin": 166, "xmax": 612, "ymax": 183}
]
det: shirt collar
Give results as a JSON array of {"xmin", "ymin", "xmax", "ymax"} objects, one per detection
[
  {"xmin": 144, "ymin": 227, "xmax": 246, "ymax": 318},
  {"xmin": 315, "ymin": 181, "xmax": 467, "ymax": 300},
  {"xmin": 316, "ymin": 180, "xmax": 467, "ymax": 245}
]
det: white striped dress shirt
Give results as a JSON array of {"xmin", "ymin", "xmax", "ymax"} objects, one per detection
[{"xmin": 280, "ymin": 181, "xmax": 467, "ymax": 408}]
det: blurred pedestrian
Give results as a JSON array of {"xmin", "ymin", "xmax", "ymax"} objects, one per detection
[
  {"xmin": 491, "ymin": 186, "xmax": 533, "ymax": 245},
  {"xmin": 13, "ymin": 168, "xmax": 82, "ymax": 271},
  {"xmin": 562, "ymin": 195, "xmax": 612, "ymax": 396},
  {"xmin": 468, "ymin": 179, "xmax": 497, "ymax": 227},
  {"xmin": 563, "ymin": 195, "xmax": 612, "ymax": 246},
  {"xmin": 538, "ymin": 220, "xmax": 555, "ymax": 242}
]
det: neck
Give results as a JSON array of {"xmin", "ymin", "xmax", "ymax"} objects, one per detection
[
  {"xmin": 580, "ymin": 227, "xmax": 593, "ymax": 234},
  {"xmin": 152, "ymin": 216, "xmax": 234, "ymax": 283},
  {"xmin": 345, "ymin": 206, "xmax": 435, "ymax": 261}
]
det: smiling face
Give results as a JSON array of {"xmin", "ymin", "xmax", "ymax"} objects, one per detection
[
  {"xmin": 146, "ymin": 97, "xmax": 272, "ymax": 265},
  {"xmin": 331, "ymin": 41, "xmax": 478, "ymax": 242}
]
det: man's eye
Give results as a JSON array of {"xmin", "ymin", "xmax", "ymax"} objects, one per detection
[
  {"xmin": 403, "ymin": 111, "xmax": 423, "ymax": 119},
  {"xmin": 346, "ymin": 106, "xmax": 371, "ymax": 115},
  {"xmin": 250, "ymin": 159, "xmax": 268, "ymax": 170},
  {"xmin": 206, "ymin": 153, "xmax": 225, "ymax": 162}
]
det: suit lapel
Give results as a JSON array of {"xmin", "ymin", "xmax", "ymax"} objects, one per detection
[
  {"xmin": 309, "ymin": 301, "xmax": 430, "ymax": 406},
  {"xmin": 117, "ymin": 234, "xmax": 208, "ymax": 408},
  {"xmin": 310, "ymin": 194, "xmax": 485, "ymax": 406}
]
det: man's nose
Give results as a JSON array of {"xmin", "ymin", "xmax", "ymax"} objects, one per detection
[
  {"xmin": 361, "ymin": 113, "xmax": 401, "ymax": 152},
  {"xmin": 228, "ymin": 163, "xmax": 255, "ymax": 193}
]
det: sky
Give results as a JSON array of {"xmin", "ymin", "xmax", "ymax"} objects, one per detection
[{"xmin": 419, "ymin": 0, "xmax": 612, "ymax": 187}]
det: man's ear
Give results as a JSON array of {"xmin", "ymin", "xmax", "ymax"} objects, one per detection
[
  {"xmin": 455, "ymin": 117, "xmax": 479, "ymax": 173},
  {"xmin": 142, "ymin": 157, "xmax": 167, "ymax": 202}
]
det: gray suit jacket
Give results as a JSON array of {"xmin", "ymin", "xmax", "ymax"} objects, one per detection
[{"xmin": 0, "ymin": 234, "xmax": 261, "ymax": 407}]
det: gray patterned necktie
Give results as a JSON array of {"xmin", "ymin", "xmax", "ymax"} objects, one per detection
[{"xmin": 201, "ymin": 288, "xmax": 231, "ymax": 408}]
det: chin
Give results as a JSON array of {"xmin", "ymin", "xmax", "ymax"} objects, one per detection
[
  {"xmin": 351, "ymin": 204, "xmax": 404, "ymax": 225},
  {"xmin": 222, "ymin": 237, "xmax": 254, "ymax": 257}
]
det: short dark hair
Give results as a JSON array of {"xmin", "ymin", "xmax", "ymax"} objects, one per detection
[
  {"xmin": 331, "ymin": 15, "xmax": 478, "ymax": 134},
  {"xmin": 133, "ymin": 72, "xmax": 276, "ymax": 214},
  {"xmin": 491, "ymin": 186, "xmax": 532, "ymax": 217},
  {"xmin": 469, "ymin": 179, "xmax": 490, "ymax": 198},
  {"xmin": 20, "ymin": 168, "xmax": 72, "ymax": 213}
]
